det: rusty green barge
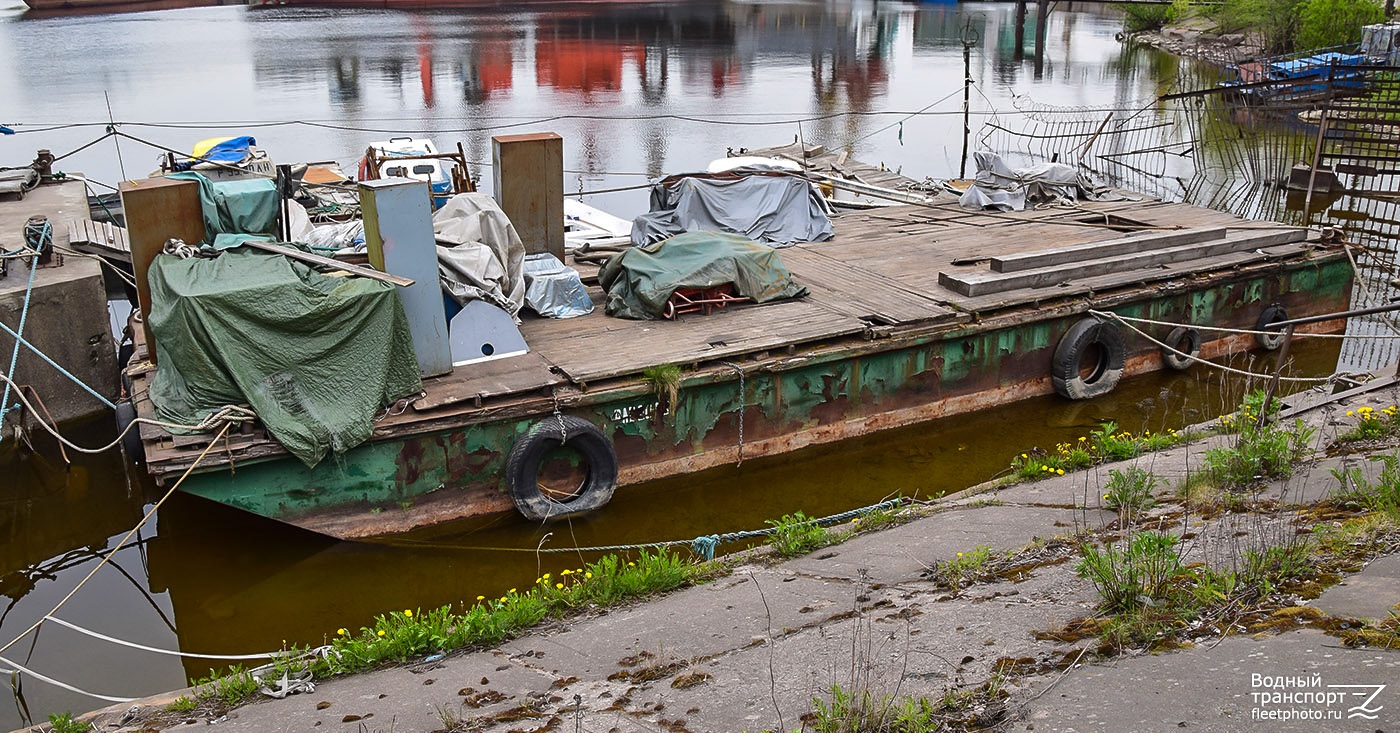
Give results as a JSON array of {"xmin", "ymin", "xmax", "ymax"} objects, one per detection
[{"xmin": 127, "ymin": 166, "xmax": 1354, "ymax": 539}]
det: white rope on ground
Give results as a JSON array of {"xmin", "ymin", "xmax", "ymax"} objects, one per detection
[
  {"xmin": 43, "ymin": 616, "xmax": 284, "ymax": 661},
  {"xmin": 1091, "ymin": 309, "xmax": 1398, "ymax": 340},
  {"xmin": 0, "ymin": 373, "xmax": 254, "ymax": 455},
  {"xmin": 0, "ymin": 423, "xmax": 233, "ymax": 661},
  {"xmin": 0, "ymin": 654, "xmax": 136, "ymax": 703},
  {"xmin": 1088, "ymin": 310, "xmax": 1338, "ymax": 384}
]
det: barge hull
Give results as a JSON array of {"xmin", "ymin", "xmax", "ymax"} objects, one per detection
[{"xmin": 167, "ymin": 253, "xmax": 1353, "ymax": 538}]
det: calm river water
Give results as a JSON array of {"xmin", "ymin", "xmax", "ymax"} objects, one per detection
[{"xmin": 0, "ymin": 0, "xmax": 1376, "ymax": 726}]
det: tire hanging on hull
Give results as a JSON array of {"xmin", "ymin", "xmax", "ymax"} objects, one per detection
[
  {"xmin": 1256, "ymin": 305, "xmax": 1289, "ymax": 351},
  {"xmin": 1162, "ymin": 326, "xmax": 1201, "ymax": 371},
  {"xmin": 505, "ymin": 415, "xmax": 618, "ymax": 521},
  {"xmin": 1052, "ymin": 317, "xmax": 1126, "ymax": 400}
]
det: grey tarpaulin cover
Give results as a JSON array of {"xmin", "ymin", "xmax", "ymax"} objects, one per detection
[
  {"xmin": 599, "ymin": 230, "xmax": 808, "ymax": 320},
  {"xmin": 523, "ymin": 253, "xmax": 593, "ymax": 318},
  {"xmin": 146, "ymin": 246, "xmax": 423, "ymax": 467},
  {"xmin": 631, "ymin": 172, "xmax": 834, "ymax": 248},
  {"xmin": 433, "ymin": 193, "xmax": 526, "ymax": 317},
  {"xmin": 958, "ymin": 152, "xmax": 1096, "ymax": 211}
]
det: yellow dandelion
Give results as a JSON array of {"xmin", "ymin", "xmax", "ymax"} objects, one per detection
[
  {"xmin": 561, "ymin": 569, "xmax": 571, "ymax": 575},
  {"xmin": 957, "ymin": 552, "xmax": 964, "ymax": 557},
  {"xmin": 556, "ymin": 582, "xmax": 564, "ymax": 589},
  {"xmin": 377, "ymin": 630, "xmax": 386, "ymax": 637},
  {"xmin": 509, "ymin": 588, "xmax": 517, "ymax": 594},
  {"xmin": 628, "ymin": 562, "xmax": 635, "ymax": 567},
  {"xmin": 337, "ymin": 628, "xmax": 347, "ymax": 636},
  {"xmin": 585, "ymin": 572, "xmax": 593, "ymax": 579},
  {"xmin": 403, "ymin": 609, "xmax": 413, "ymax": 618},
  {"xmin": 543, "ymin": 573, "xmax": 551, "ymax": 580},
  {"xmin": 1021, "ymin": 453, "xmax": 1028, "ymax": 458},
  {"xmin": 1056, "ymin": 469, "xmax": 1065, "ymax": 475},
  {"xmin": 476, "ymin": 595, "xmax": 485, "ymax": 601},
  {"xmin": 499, "ymin": 597, "xmax": 507, "ymax": 603},
  {"xmin": 1103, "ymin": 494, "xmax": 1110, "ymax": 499}
]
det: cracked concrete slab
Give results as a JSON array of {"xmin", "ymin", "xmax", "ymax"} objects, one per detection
[
  {"xmin": 1312, "ymin": 554, "xmax": 1400, "ymax": 621},
  {"xmin": 783, "ymin": 505, "xmax": 1113, "ymax": 584},
  {"xmin": 1015, "ymin": 629, "xmax": 1399, "ymax": 732}
]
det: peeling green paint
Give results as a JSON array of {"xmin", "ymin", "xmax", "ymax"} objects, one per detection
[{"xmin": 179, "ymin": 256, "xmax": 1356, "ymax": 528}]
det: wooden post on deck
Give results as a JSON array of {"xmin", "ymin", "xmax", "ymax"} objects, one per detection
[
  {"xmin": 1014, "ymin": 0, "xmax": 1027, "ymax": 61},
  {"xmin": 492, "ymin": 132, "xmax": 564, "ymax": 260},
  {"xmin": 1034, "ymin": 0, "xmax": 1048, "ymax": 74},
  {"xmin": 119, "ymin": 177, "xmax": 206, "ymax": 364}
]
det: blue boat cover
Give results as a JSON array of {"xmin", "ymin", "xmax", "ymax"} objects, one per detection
[{"xmin": 198, "ymin": 136, "xmax": 257, "ymax": 164}]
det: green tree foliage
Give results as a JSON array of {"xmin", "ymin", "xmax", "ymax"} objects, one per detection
[{"xmin": 1295, "ymin": 0, "xmax": 1386, "ymax": 50}]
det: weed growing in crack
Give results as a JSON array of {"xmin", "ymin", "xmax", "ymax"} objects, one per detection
[
  {"xmin": 1101, "ymin": 466, "xmax": 1162, "ymax": 519},
  {"xmin": 934, "ymin": 546, "xmax": 996, "ymax": 590},
  {"xmin": 765, "ymin": 512, "xmax": 839, "ymax": 557}
]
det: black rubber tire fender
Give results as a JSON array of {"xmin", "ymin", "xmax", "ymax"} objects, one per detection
[
  {"xmin": 505, "ymin": 415, "xmax": 618, "ymax": 522},
  {"xmin": 1051, "ymin": 317, "xmax": 1126, "ymax": 400},
  {"xmin": 1256, "ymin": 304, "xmax": 1289, "ymax": 351},
  {"xmin": 115, "ymin": 401, "xmax": 144, "ymax": 464},
  {"xmin": 1162, "ymin": 326, "xmax": 1201, "ymax": 371}
]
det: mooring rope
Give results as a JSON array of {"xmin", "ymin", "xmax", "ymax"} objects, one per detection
[
  {"xmin": 0, "ymin": 423, "xmax": 233, "ymax": 662},
  {"xmin": 0, "ymin": 321, "xmax": 118, "ymax": 411},
  {"xmin": 1087, "ymin": 310, "xmax": 1336, "ymax": 384},
  {"xmin": 0, "ymin": 238, "xmax": 40, "ymax": 437},
  {"xmin": 0, "ymin": 373, "xmax": 253, "ymax": 454},
  {"xmin": 0, "ymin": 654, "xmax": 136, "ymax": 703},
  {"xmin": 42, "ymin": 616, "xmax": 292, "ymax": 662},
  {"xmin": 1090, "ymin": 309, "xmax": 1390, "ymax": 341},
  {"xmin": 379, "ymin": 498, "xmax": 906, "ymax": 561}
]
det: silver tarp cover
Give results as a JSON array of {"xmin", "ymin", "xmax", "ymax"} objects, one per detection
[
  {"xmin": 433, "ymin": 193, "xmax": 526, "ymax": 317},
  {"xmin": 631, "ymin": 172, "xmax": 834, "ymax": 248},
  {"xmin": 958, "ymin": 151, "xmax": 1090, "ymax": 212}
]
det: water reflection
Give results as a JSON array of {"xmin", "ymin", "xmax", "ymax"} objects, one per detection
[{"xmin": 0, "ymin": 0, "xmax": 1383, "ymax": 726}]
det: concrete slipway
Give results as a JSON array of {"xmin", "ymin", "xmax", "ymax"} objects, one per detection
[{"xmin": 71, "ymin": 381, "xmax": 1400, "ymax": 733}]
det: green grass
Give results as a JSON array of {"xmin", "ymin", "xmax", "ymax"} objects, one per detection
[
  {"xmin": 45, "ymin": 713, "xmax": 88, "ymax": 733},
  {"xmin": 765, "ymin": 511, "xmax": 840, "ymax": 557},
  {"xmin": 1010, "ymin": 422, "xmax": 1191, "ymax": 481},
  {"xmin": 321, "ymin": 549, "xmax": 706, "ymax": 674}
]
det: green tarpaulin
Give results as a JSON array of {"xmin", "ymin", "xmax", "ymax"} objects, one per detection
[
  {"xmin": 147, "ymin": 247, "xmax": 422, "ymax": 467},
  {"xmin": 598, "ymin": 230, "xmax": 808, "ymax": 320},
  {"xmin": 165, "ymin": 172, "xmax": 280, "ymax": 240}
]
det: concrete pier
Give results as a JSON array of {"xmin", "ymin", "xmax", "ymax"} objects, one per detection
[
  {"xmin": 68, "ymin": 377, "xmax": 1400, "ymax": 733},
  {"xmin": 0, "ymin": 179, "xmax": 118, "ymax": 438}
]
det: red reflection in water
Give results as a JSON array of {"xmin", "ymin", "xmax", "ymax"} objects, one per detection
[{"xmin": 535, "ymin": 38, "xmax": 638, "ymax": 96}]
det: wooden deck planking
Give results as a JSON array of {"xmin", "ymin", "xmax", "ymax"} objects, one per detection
[
  {"xmin": 780, "ymin": 247, "xmax": 954, "ymax": 324},
  {"xmin": 66, "ymin": 218, "xmax": 131, "ymax": 262},
  {"xmin": 948, "ymin": 242, "xmax": 1318, "ymax": 313},
  {"xmin": 529, "ymin": 298, "xmax": 866, "ymax": 383},
  {"xmin": 414, "ymin": 351, "xmax": 564, "ymax": 411}
]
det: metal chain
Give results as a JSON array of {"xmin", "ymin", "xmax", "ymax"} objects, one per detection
[
  {"xmin": 722, "ymin": 362, "xmax": 745, "ymax": 467},
  {"xmin": 551, "ymin": 387, "xmax": 568, "ymax": 441}
]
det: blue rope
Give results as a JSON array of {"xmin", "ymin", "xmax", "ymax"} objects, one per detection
[
  {"xmin": 0, "ymin": 320, "xmax": 117, "ymax": 411},
  {"xmin": 688, "ymin": 498, "xmax": 904, "ymax": 561},
  {"xmin": 0, "ymin": 220, "xmax": 116, "ymax": 434},
  {"xmin": 0, "ymin": 250, "xmax": 39, "ymax": 442}
]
